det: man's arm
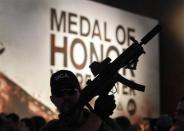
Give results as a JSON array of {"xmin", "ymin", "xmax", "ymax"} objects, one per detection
[
  {"xmin": 77, "ymin": 95, "xmax": 116, "ymax": 131},
  {"xmin": 77, "ymin": 112, "xmax": 102, "ymax": 131}
]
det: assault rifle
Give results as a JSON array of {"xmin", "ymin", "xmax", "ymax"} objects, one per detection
[{"xmin": 77, "ymin": 24, "xmax": 161, "ymax": 109}]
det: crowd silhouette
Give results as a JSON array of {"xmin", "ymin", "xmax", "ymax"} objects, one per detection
[
  {"xmin": 0, "ymin": 97, "xmax": 183, "ymax": 131},
  {"xmin": 0, "ymin": 70, "xmax": 184, "ymax": 131},
  {"xmin": 0, "ymin": 109, "xmax": 183, "ymax": 131},
  {"xmin": 0, "ymin": 112, "xmax": 46, "ymax": 131}
]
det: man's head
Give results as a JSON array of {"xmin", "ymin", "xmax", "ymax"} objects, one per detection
[
  {"xmin": 50, "ymin": 70, "xmax": 81, "ymax": 115},
  {"xmin": 50, "ymin": 70, "xmax": 80, "ymax": 96}
]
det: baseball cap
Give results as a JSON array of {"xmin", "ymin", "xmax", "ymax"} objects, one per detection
[{"xmin": 50, "ymin": 70, "xmax": 80, "ymax": 96}]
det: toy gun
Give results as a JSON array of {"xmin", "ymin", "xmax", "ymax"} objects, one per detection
[{"xmin": 77, "ymin": 24, "xmax": 161, "ymax": 109}]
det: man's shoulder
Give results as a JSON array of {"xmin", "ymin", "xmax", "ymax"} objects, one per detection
[
  {"xmin": 83, "ymin": 108, "xmax": 91, "ymax": 117},
  {"xmin": 99, "ymin": 118, "xmax": 121, "ymax": 131},
  {"xmin": 40, "ymin": 109, "xmax": 94, "ymax": 131}
]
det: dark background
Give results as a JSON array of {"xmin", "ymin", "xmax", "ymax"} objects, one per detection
[{"xmin": 93, "ymin": 0, "xmax": 184, "ymax": 116}]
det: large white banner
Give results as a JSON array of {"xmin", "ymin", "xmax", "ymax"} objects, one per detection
[{"xmin": 0, "ymin": 0, "xmax": 160, "ymax": 122}]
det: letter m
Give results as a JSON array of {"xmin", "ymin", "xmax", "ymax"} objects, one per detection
[{"xmin": 50, "ymin": 8, "xmax": 66, "ymax": 32}]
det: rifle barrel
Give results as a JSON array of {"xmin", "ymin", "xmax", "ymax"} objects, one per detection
[{"xmin": 140, "ymin": 24, "xmax": 161, "ymax": 45}]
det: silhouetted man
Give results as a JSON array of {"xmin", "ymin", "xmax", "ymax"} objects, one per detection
[{"xmin": 40, "ymin": 70, "xmax": 117, "ymax": 131}]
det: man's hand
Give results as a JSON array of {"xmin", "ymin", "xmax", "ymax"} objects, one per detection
[{"xmin": 94, "ymin": 95, "xmax": 116, "ymax": 119}]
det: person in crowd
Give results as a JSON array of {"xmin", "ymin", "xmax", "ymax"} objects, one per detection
[
  {"xmin": 31, "ymin": 116, "xmax": 46, "ymax": 131},
  {"xmin": 142, "ymin": 117, "xmax": 152, "ymax": 131},
  {"xmin": 175, "ymin": 96, "xmax": 184, "ymax": 125},
  {"xmin": 0, "ymin": 112, "xmax": 24, "ymax": 131},
  {"xmin": 129, "ymin": 123, "xmax": 142, "ymax": 131},
  {"xmin": 21, "ymin": 117, "xmax": 37, "ymax": 131},
  {"xmin": 170, "ymin": 96, "xmax": 184, "ymax": 131},
  {"xmin": 6, "ymin": 113, "xmax": 20, "ymax": 123},
  {"xmin": 114, "ymin": 116, "xmax": 131, "ymax": 131},
  {"xmin": 155, "ymin": 114, "xmax": 173, "ymax": 131},
  {"xmin": 40, "ymin": 70, "xmax": 118, "ymax": 131},
  {"xmin": 0, "ymin": 112, "xmax": 45, "ymax": 131},
  {"xmin": 169, "ymin": 123, "xmax": 184, "ymax": 131}
]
